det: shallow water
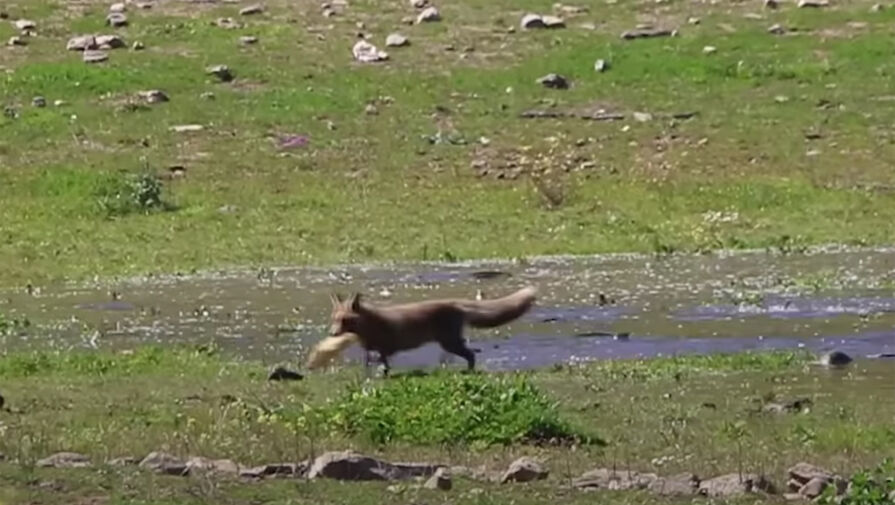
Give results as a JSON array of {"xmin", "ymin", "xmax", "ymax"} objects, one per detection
[{"xmin": 2, "ymin": 247, "xmax": 895, "ymax": 371}]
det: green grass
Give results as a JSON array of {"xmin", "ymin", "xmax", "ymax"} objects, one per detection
[
  {"xmin": 0, "ymin": 345, "xmax": 891, "ymax": 503},
  {"xmin": 2, "ymin": 0, "xmax": 895, "ymax": 285}
]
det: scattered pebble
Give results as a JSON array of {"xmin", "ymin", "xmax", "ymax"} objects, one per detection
[
  {"xmin": 385, "ymin": 33, "xmax": 409, "ymax": 47},
  {"xmin": 774, "ymin": 95, "xmax": 790, "ymax": 103},
  {"xmin": 520, "ymin": 13, "xmax": 565, "ymax": 29},
  {"xmin": 132, "ymin": 41, "xmax": 145, "ymax": 50},
  {"xmin": 621, "ymin": 27, "xmax": 675, "ymax": 39},
  {"xmin": 415, "ymin": 6, "xmax": 440, "ymax": 23},
  {"xmin": 594, "ymin": 58, "xmax": 609, "ymax": 72},
  {"xmin": 106, "ymin": 13, "xmax": 128, "ymax": 27},
  {"xmin": 32, "ymin": 96, "xmax": 46, "ymax": 107},
  {"xmin": 206, "ymin": 64, "xmax": 234, "ymax": 82},
  {"xmin": 768, "ymin": 23, "xmax": 786, "ymax": 34},
  {"xmin": 871, "ymin": 3, "xmax": 884, "ymax": 10},
  {"xmin": 765, "ymin": 0, "xmax": 779, "ymax": 8},
  {"xmin": 239, "ymin": 35, "xmax": 259, "ymax": 45},
  {"xmin": 14, "ymin": 19, "xmax": 36, "ymax": 31},
  {"xmin": 7, "ymin": 36, "xmax": 26, "ymax": 46},
  {"xmin": 352, "ymin": 40, "xmax": 388, "ymax": 62},
  {"xmin": 239, "ymin": 4, "xmax": 265, "ymax": 15},
  {"xmin": 109, "ymin": 2, "xmax": 126, "ymax": 13},
  {"xmin": 687, "ymin": 16, "xmax": 701, "ymax": 24},
  {"xmin": 364, "ymin": 103, "xmax": 378, "ymax": 115},
  {"xmin": 53, "ymin": 99, "xmax": 66, "ymax": 107},
  {"xmin": 537, "ymin": 73, "xmax": 569, "ymax": 89},
  {"xmin": 633, "ymin": 111, "xmax": 653, "ymax": 122},
  {"xmin": 410, "ymin": 0, "xmax": 428, "ymax": 6},
  {"xmin": 170, "ymin": 124, "xmax": 205, "ymax": 133},
  {"xmin": 215, "ymin": 17, "xmax": 240, "ymax": 29},
  {"xmin": 83, "ymin": 50, "xmax": 109, "ymax": 63},
  {"xmin": 703, "ymin": 45, "xmax": 717, "ymax": 54},
  {"xmin": 798, "ymin": 0, "xmax": 828, "ymax": 7},
  {"xmin": 200, "ymin": 91, "xmax": 216, "ymax": 100},
  {"xmin": 135, "ymin": 1, "xmax": 154, "ymax": 8}
]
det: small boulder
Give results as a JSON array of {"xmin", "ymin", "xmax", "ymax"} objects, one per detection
[
  {"xmin": 37, "ymin": 452, "xmax": 91, "ymax": 469},
  {"xmin": 137, "ymin": 89, "xmax": 169, "ymax": 104},
  {"xmin": 132, "ymin": 41, "xmax": 145, "ymax": 50},
  {"xmin": 574, "ymin": 468, "xmax": 657, "ymax": 490},
  {"xmin": 594, "ymin": 58, "xmax": 609, "ymax": 72},
  {"xmin": 768, "ymin": 23, "xmax": 786, "ymax": 34},
  {"xmin": 621, "ymin": 27, "xmax": 675, "ymax": 39},
  {"xmin": 96, "ymin": 34, "xmax": 126, "ymax": 49},
  {"xmin": 307, "ymin": 451, "xmax": 439, "ymax": 481},
  {"xmin": 520, "ymin": 14, "xmax": 546, "ymax": 28},
  {"xmin": 239, "ymin": 4, "xmax": 265, "ymax": 15},
  {"xmin": 542, "ymin": 15, "xmax": 565, "ymax": 27},
  {"xmin": 410, "ymin": 0, "xmax": 428, "ymax": 6},
  {"xmin": 7, "ymin": 36, "xmax": 27, "ymax": 46},
  {"xmin": 139, "ymin": 452, "xmax": 188, "ymax": 476},
  {"xmin": 239, "ymin": 462, "xmax": 307, "ymax": 479},
  {"xmin": 648, "ymin": 473, "xmax": 700, "ymax": 495},
  {"xmin": 109, "ymin": 3, "xmax": 126, "ymax": 13},
  {"xmin": 819, "ymin": 350, "xmax": 852, "ymax": 366},
  {"xmin": 798, "ymin": 0, "xmax": 829, "ymax": 7},
  {"xmin": 106, "ymin": 13, "xmax": 128, "ymax": 27},
  {"xmin": 385, "ymin": 33, "xmax": 409, "ymax": 47},
  {"xmin": 215, "ymin": 17, "xmax": 240, "ymax": 29},
  {"xmin": 698, "ymin": 473, "xmax": 774, "ymax": 497},
  {"xmin": 500, "ymin": 457, "xmax": 548, "ymax": 483},
  {"xmin": 14, "ymin": 19, "xmax": 36, "ymax": 31},
  {"xmin": 206, "ymin": 64, "xmax": 234, "ymax": 82},
  {"xmin": 239, "ymin": 35, "xmax": 258, "ymax": 45},
  {"xmin": 67, "ymin": 35, "xmax": 97, "ymax": 51},
  {"xmin": 424, "ymin": 467, "xmax": 452, "ymax": 490},
  {"xmin": 537, "ymin": 73, "xmax": 569, "ymax": 89},
  {"xmin": 186, "ymin": 457, "xmax": 240, "ymax": 475},
  {"xmin": 267, "ymin": 366, "xmax": 303, "ymax": 381},
  {"xmin": 32, "ymin": 96, "xmax": 47, "ymax": 107},
  {"xmin": 83, "ymin": 50, "xmax": 109, "ymax": 63},
  {"xmin": 352, "ymin": 40, "xmax": 388, "ymax": 62},
  {"xmin": 415, "ymin": 6, "xmax": 440, "ymax": 23}
]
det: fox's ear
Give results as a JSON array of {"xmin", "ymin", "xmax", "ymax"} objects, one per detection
[
  {"xmin": 348, "ymin": 292, "xmax": 362, "ymax": 311},
  {"xmin": 330, "ymin": 293, "xmax": 343, "ymax": 308}
]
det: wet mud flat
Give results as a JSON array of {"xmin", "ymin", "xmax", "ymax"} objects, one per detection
[{"xmin": 2, "ymin": 246, "xmax": 895, "ymax": 371}]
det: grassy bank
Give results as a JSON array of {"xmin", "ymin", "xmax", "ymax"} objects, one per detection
[
  {"xmin": 0, "ymin": 345, "xmax": 892, "ymax": 503},
  {"xmin": 2, "ymin": 0, "xmax": 895, "ymax": 285}
]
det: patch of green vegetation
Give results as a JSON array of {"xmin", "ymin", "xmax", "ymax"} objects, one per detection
[
  {"xmin": 307, "ymin": 372, "xmax": 593, "ymax": 446},
  {"xmin": 819, "ymin": 459, "xmax": 895, "ymax": 505},
  {"xmin": 573, "ymin": 350, "xmax": 812, "ymax": 382},
  {"xmin": 0, "ymin": 344, "xmax": 232, "ymax": 378},
  {"xmin": 0, "ymin": 312, "xmax": 29, "ymax": 336}
]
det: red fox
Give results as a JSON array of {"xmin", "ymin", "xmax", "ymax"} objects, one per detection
[{"xmin": 308, "ymin": 286, "xmax": 537, "ymax": 375}]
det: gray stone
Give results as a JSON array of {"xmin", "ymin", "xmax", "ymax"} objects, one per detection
[
  {"xmin": 137, "ymin": 90, "xmax": 169, "ymax": 104},
  {"xmin": 352, "ymin": 40, "xmax": 388, "ymax": 62},
  {"xmin": 307, "ymin": 451, "xmax": 440, "ymax": 481},
  {"xmin": 542, "ymin": 15, "xmax": 565, "ymax": 27},
  {"xmin": 415, "ymin": 6, "xmax": 440, "ymax": 23},
  {"xmin": 106, "ymin": 13, "xmax": 128, "ymax": 27},
  {"xmin": 798, "ymin": 0, "xmax": 829, "ymax": 7},
  {"xmin": 7, "ymin": 36, "xmax": 26, "ymax": 46},
  {"xmin": 500, "ymin": 457, "xmax": 548, "ymax": 483},
  {"xmin": 424, "ymin": 467, "xmax": 452, "ymax": 490},
  {"xmin": 96, "ymin": 34, "xmax": 126, "ymax": 49},
  {"xmin": 239, "ymin": 462, "xmax": 306, "ymax": 478},
  {"xmin": 185, "ymin": 457, "xmax": 240, "ymax": 475},
  {"xmin": 206, "ymin": 64, "xmax": 234, "ymax": 82},
  {"xmin": 83, "ymin": 50, "xmax": 109, "ymax": 63},
  {"xmin": 14, "ymin": 19, "xmax": 36, "ymax": 31},
  {"xmin": 109, "ymin": 3, "xmax": 126, "ymax": 13},
  {"xmin": 698, "ymin": 473, "xmax": 774, "ymax": 497},
  {"xmin": 385, "ymin": 33, "xmax": 409, "ymax": 47},
  {"xmin": 239, "ymin": 35, "xmax": 258, "ymax": 45},
  {"xmin": 139, "ymin": 452, "xmax": 188, "ymax": 476},
  {"xmin": 67, "ymin": 35, "xmax": 97, "ymax": 51},
  {"xmin": 32, "ymin": 96, "xmax": 46, "ymax": 107},
  {"xmin": 520, "ymin": 14, "xmax": 546, "ymax": 29},
  {"xmin": 621, "ymin": 27, "xmax": 675, "ymax": 39},
  {"xmin": 410, "ymin": 0, "xmax": 428, "ymax": 6},
  {"xmin": 537, "ymin": 73, "xmax": 569, "ymax": 89},
  {"xmin": 132, "ymin": 41, "xmax": 145, "ymax": 50},
  {"xmin": 768, "ymin": 23, "xmax": 786, "ymax": 34},
  {"xmin": 574, "ymin": 468, "xmax": 657, "ymax": 490},
  {"xmin": 648, "ymin": 473, "xmax": 700, "ymax": 495},
  {"xmin": 239, "ymin": 4, "xmax": 265, "ymax": 15},
  {"xmin": 819, "ymin": 350, "xmax": 852, "ymax": 366},
  {"xmin": 37, "ymin": 452, "xmax": 91, "ymax": 468}
]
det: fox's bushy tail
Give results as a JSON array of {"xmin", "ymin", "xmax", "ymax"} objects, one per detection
[{"xmin": 459, "ymin": 286, "xmax": 537, "ymax": 328}]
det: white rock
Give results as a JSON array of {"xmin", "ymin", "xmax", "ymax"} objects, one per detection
[
  {"xmin": 415, "ymin": 6, "xmax": 440, "ymax": 23},
  {"xmin": 385, "ymin": 33, "xmax": 409, "ymax": 47},
  {"xmin": 352, "ymin": 40, "xmax": 388, "ymax": 62}
]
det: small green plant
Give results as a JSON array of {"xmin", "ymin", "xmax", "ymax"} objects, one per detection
[
  {"xmin": 96, "ymin": 170, "xmax": 168, "ymax": 217},
  {"xmin": 0, "ymin": 312, "xmax": 30, "ymax": 336},
  {"xmin": 818, "ymin": 459, "xmax": 895, "ymax": 505},
  {"xmin": 310, "ymin": 373, "xmax": 593, "ymax": 446}
]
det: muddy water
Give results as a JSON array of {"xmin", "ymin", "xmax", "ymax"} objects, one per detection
[{"xmin": 2, "ymin": 247, "xmax": 895, "ymax": 371}]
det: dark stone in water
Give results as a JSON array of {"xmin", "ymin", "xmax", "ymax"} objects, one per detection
[
  {"xmin": 268, "ymin": 366, "xmax": 303, "ymax": 381},
  {"xmin": 819, "ymin": 350, "xmax": 852, "ymax": 366},
  {"xmin": 470, "ymin": 270, "xmax": 511, "ymax": 280}
]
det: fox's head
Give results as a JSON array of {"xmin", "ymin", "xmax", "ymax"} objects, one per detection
[{"xmin": 328, "ymin": 293, "xmax": 363, "ymax": 336}]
